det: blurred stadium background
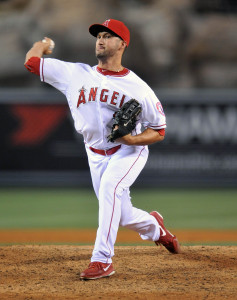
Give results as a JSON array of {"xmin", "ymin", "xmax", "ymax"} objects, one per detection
[{"xmin": 0, "ymin": 0, "xmax": 236, "ymax": 244}]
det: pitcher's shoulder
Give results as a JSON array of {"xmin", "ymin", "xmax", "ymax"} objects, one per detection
[{"xmin": 127, "ymin": 70, "xmax": 151, "ymax": 88}]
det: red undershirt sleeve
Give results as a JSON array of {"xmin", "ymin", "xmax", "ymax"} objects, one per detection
[
  {"xmin": 24, "ymin": 57, "xmax": 41, "ymax": 76},
  {"xmin": 156, "ymin": 128, "xmax": 165, "ymax": 136}
]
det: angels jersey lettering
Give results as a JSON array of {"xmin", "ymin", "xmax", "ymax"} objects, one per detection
[{"xmin": 40, "ymin": 58, "xmax": 166, "ymax": 149}]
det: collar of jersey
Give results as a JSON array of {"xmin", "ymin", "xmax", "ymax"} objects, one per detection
[{"xmin": 96, "ymin": 66, "xmax": 130, "ymax": 77}]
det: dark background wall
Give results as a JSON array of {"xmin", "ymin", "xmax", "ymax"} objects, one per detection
[{"xmin": 1, "ymin": 88, "xmax": 236, "ymax": 187}]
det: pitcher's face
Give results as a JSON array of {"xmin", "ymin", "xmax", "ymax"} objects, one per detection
[{"xmin": 95, "ymin": 32, "xmax": 124, "ymax": 59}]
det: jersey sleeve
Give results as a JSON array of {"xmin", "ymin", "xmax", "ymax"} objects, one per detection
[
  {"xmin": 140, "ymin": 89, "xmax": 166, "ymax": 130},
  {"xmin": 40, "ymin": 58, "xmax": 74, "ymax": 95}
]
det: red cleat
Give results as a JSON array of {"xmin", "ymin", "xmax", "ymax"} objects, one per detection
[
  {"xmin": 150, "ymin": 211, "xmax": 181, "ymax": 254},
  {"xmin": 80, "ymin": 262, "xmax": 115, "ymax": 280}
]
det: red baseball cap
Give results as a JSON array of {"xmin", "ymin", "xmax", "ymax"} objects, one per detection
[{"xmin": 89, "ymin": 19, "xmax": 130, "ymax": 46}]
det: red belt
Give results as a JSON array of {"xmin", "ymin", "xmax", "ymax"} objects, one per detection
[{"xmin": 89, "ymin": 145, "xmax": 121, "ymax": 156}]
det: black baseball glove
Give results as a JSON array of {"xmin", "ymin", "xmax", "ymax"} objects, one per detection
[{"xmin": 107, "ymin": 99, "xmax": 142, "ymax": 143}]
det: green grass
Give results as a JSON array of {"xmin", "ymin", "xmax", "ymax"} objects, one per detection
[
  {"xmin": 131, "ymin": 188, "xmax": 237, "ymax": 229},
  {"xmin": 0, "ymin": 188, "xmax": 236, "ymax": 230},
  {"xmin": 0, "ymin": 188, "xmax": 98, "ymax": 228}
]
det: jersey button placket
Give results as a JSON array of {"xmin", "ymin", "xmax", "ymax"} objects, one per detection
[{"xmin": 98, "ymin": 76, "xmax": 108, "ymax": 149}]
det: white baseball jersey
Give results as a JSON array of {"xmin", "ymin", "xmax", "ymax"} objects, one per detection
[
  {"xmin": 39, "ymin": 57, "xmax": 166, "ymax": 263},
  {"xmin": 40, "ymin": 58, "xmax": 166, "ymax": 149}
]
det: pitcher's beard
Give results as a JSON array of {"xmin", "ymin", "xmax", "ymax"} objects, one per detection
[
  {"xmin": 96, "ymin": 52, "xmax": 111, "ymax": 64},
  {"xmin": 96, "ymin": 47, "xmax": 117, "ymax": 61},
  {"xmin": 96, "ymin": 53, "xmax": 106, "ymax": 59}
]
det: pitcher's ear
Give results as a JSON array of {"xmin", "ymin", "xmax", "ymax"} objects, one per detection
[{"xmin": 121, "ymin": 40, "xmax": 127, "ymax": 51}]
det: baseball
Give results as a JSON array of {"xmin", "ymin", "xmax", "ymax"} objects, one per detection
[{"xmin": 42, "ymin": 38, "xmax": 55, "ymax": 50}]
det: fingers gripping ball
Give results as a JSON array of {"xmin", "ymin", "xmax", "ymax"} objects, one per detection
[
  {"xmin": 42, "ymin": 37, "xmax": 55, "ymax": 54},
  {"xmin": 107, "ymin": 99, "xmax": 142, "ymax": 142}
]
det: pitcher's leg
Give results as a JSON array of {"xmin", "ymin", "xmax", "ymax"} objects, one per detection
[
  {"xmin": 119, "ymin": 188, "xmax": 160, "ymax": 242},
  {"xmin": 120, "ymin": 188, "xmax": 180, "ymax": 254},
  {"xmin": 92, "ymin": 179, "xmax": 123, "ymax": 263},
  {"xmin": 92, "ymin": 146, "xmax": 148, "ymax": 263}
]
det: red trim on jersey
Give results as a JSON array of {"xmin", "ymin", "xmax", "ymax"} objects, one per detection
[
  {"xmin": 106, "ymin": 146, "xmax": 145, "ymax": 262},
  {"xmin": 24, "ymin": 57, "xmax": 41, "ymax": 76},
  {"xmin": 96, "ymin": 66, "xmax": 130, "ymax": 77},
  {"xmin": 149, "ymin": 124, "xmax": 166, "ymax": 128},
  {"xmin": 41, "ymin": 58, "xmax": 45, "ymax": 82}
]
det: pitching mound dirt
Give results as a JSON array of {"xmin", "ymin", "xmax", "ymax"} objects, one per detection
[{"xmin": 0, "ymin": 245, "xmax": 236, "ymax": 299}]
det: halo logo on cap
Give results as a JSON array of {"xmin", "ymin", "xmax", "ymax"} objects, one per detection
[{"xmin": 103, "ymin": 19, "xmax": 110, "ymax": 27}]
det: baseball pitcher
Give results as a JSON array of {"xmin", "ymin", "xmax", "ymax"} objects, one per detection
[{"xmin": 24, "ymin": 19, "xmax": 181, "ymax": 280}]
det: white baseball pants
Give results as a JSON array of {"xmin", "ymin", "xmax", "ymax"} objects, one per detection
[{"xmin": 86, "ymin": 144, "xmax": 160, "ymax": 263}]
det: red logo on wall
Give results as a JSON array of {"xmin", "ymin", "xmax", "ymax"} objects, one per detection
[{"xmin": 10, "ymin": 105, "xmax": 67, "ymax": 146}]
